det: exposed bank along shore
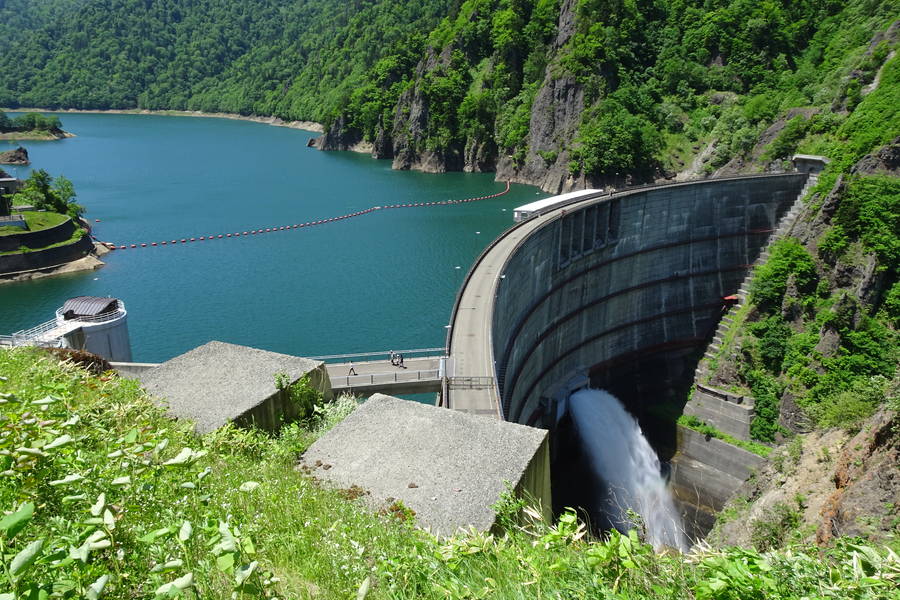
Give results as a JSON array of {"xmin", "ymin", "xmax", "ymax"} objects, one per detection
[{"xmin": 2, "ymin": 107, "xmax": 324, "ymax": 134}]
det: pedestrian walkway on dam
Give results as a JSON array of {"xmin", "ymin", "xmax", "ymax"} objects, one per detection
[
  {"xmin": 445, "ymin": 190, "xmax": 606, "ymax": 418},
  {"xmin": 316, "ymin": 348, "xmax": 446, "ymax": 396}
]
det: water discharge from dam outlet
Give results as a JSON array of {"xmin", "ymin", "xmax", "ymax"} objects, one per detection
[{"xmin": 568, "ymin": 388, "xmax": 688, "ymax": 551}]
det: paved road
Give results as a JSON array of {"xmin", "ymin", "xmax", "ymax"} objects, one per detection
[{"xmin": 447, "ymin": 215, "xmax": 552, "ymax": 418}]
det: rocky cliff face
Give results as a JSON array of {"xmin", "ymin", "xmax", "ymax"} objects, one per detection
[
  {"xmin": 390, "ymin": 45, "xmax": 465, "ymax": 173},
  {"xmin": 496, "ymin": 0, "xmax": 585, "ymax": 193},
  {"xmin": 313, "ymin": 0, "xmax": 588, "ymax": 188}
]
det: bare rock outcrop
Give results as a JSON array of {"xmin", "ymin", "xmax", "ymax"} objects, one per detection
[{"xmin": 0, "ymin": 146, "xmax": 29, "ymax": 165}]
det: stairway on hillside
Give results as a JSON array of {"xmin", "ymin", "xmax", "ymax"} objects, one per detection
[{"xmin": 688, "ymin": 171, "xmax": 819, "ymax": 441}]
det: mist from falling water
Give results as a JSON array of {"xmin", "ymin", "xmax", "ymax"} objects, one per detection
[{"xmin": 568, "ymin": 388, "xmax": 688, "ymax": 551}]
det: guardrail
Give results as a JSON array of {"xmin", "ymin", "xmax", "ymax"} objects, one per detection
[
  {"xmin": 310, "ymin": 347, "xmax": 445, "ymax": 362},
  {"xmin": 329, "ymin": 368, "xmax": 441, "ymax": 388},
  {"xmin": 54, "ymin": 305, "xmax": 126, "ymax": 325}
]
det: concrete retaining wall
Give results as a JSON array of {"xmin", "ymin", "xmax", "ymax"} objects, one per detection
[
  {"xmin": 670, "ymin": 426, "xmax": 766, "ymax": 534},
  {"xmin": 492, "ymin": 174, "xmax": 808, "ymax": 424},
  {"xmin": 234, "ymin": 363, "xmax": 333, "ymax": 431},
  {"xmin": 683, "ymin": 385, "xmax": 755, "ymax": 440},
  {"xmin": 0, "ymin": 233, "xmax": 93, "ymax": 274},
  {"xmin": 0, "ymin": 217, "xmax": 76, "ymax": 252}
]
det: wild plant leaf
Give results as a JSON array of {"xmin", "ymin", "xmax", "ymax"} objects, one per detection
[
  {"xmin": 155, "ymin": 573, "xmax": 193, "ymax": 597},
  {"xmin": 151, "ymin": 559, "xmax": 183, "ymax": 573},
  {"xmin": 178, "ymin": 521, "xmax": 192, "ymax": 542},
  {"xmin": 124, "ymin": 429, "xmax": 138, "ymax": 444},
  {"xmin": 216, "ymin": 551, "xmax": 235, "ymax": 572},
  {"xmin": 356, "ymin": 576, "xmax": 371, "ymax": 600},
  {"xmin": 110, "ymin": 476, "xmax": 131, "ymax": 486},
  {"xmin": 139, "ymin": 527, "xmax": 173, "ymax": 543},
  {"xmin": 16, "ymin": 447, "xmax": 46, "ymax": 458},
  {"xmin": 179, "ymin": 482, "xmax": 196, "ymax": 489},
  {"xmin": 234, "ymin": 561, "xmax": 258, "ymax": 586},
  {"xmin": 86, "ymin": 574, "xmax": 109, "ymax": 600},
  {"xmin": 70, "ymin": 542, "xmax": 90, "ymax": 562},
  {"xmin": 238, "ymin": 481, "xmax": 260, "ymax": 492},
  {"xmin": 106, "ymin": 450, "xmax": 123, "ymax": 458},
  {"xmin": 32, "ymin": 395, "xmax": 58, "ymax": 405},
  {"xmin": 10, "ymin": 538, "xmax": 44, "ymax": 576},
  {"xmin": 154, "ymin": 439, "xmax": 169, "ymax": 454},
  {"xmin": 61, "ymin": 414, "xmax": 80, "ymax": 427},
  {"xmin": 162, "ymin": 448, "xmax": 206, "ymax": 467},
  {"xmin": 86, "ymin": 530, "xmax": 107, "ymax": 544},
  {"xmin": 88, "ymin": 539, "xmax": 112, "ymax": 551},
  {"xmin": 103, "ymin": 508, "xmax": 115, "ymax": 530},
  {"xmin": 48, "ymin": 473, "xmax": 84, "ymax": 486},
  {"xmin": 62, "ymin": 494, "xmax": 87, "ymax": 504},
  {"xmin": 43, "ymin": 434, "xmax": 73, "ymax": 450},
  {"xmin": 212, "ymin": 522, "xmax": 237, "ymax": 554},
  {"xmin": 90, "ymin": 493, "xmax": 106, "ymax": 517},
  {"xmin": 0, "ymin": 502, "xmax": 34, "ymax": 538},
  {"xmin": 242, "ymin": 536, "xmax": 255, "ymax": 556}
]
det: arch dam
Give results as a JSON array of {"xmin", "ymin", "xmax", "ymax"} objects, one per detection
[{"xmin": 444, "ymin": 172, "xmax": 812, "ymax": 534}]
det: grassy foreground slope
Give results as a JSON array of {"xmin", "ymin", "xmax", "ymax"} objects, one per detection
[{"xmin": 2, "ymin": 348, "xmax": 899, "ymax": 599}]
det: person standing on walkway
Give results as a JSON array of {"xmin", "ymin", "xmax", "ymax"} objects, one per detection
[{"xmin": 348, "ymin": 361, "xmax": 357, "ymax": 376}]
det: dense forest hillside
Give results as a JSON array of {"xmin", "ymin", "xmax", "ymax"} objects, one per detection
[{"xmin": 1, "ymin": 0, "xmax": 898, "ymax": 192}]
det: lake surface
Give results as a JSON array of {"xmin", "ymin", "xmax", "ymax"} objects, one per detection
[{"xmin": 0, "ymin": 113, "xmax": 545, "ymax": 362}]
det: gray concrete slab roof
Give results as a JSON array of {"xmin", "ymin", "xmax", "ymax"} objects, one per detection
[
  {"xmin": 301, "ymin": 393, "xmax": 548, "ymax": 535},
  {"xmin": 140, "ymin": 341, "xmax": 322, "ymax": 433}
]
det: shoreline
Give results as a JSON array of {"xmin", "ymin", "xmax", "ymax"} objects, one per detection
[
  {"xmin": 2, "ymin": 107, "xmax": 324, "ymax": 134},
  {"xmin": 0, "ymin": 130, "xmax": 74, "ymax": 141},
  {"xmin": 0, "ymin": 242, "xmax": 106, "ymax": 284}
]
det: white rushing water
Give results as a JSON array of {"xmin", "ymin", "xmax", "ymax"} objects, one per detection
[{"xmin": 568, "ymin": 388, "xmax": 688, "ymax": 550}]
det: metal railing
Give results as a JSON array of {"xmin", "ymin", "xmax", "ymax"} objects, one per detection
[
  {"xmin": 310, "ymin": 347, "xmax": 445, "ymax": 362},
  {"xmin": 330, "ymin": 368, "xmax": 441, "ymax": 388},
  {"xmin": 448, "ymin": 376, "xmax": 495, "ymax": 389},
  {"xmin": 11, "ymin": 317, "xmax": 73, "ymax": 342},
  {"xmin": 54, "ymin": 305, "xmax": 126, "ymax": 325}
]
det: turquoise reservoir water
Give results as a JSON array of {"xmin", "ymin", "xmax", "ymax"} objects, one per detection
[{"xmin": 0, "ymin": 114, "xmax": 544, "ymax": 362}]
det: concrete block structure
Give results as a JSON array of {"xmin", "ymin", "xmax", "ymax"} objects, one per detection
[
  {"xmin": 301, "ymin": 394, "xmax": 551, "ymax": 535},
  {"xmin": 140, "ymin": 341, "xmax": 332, "ymax": 433}
]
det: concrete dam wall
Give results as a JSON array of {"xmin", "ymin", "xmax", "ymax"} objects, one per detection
[{"xmin": 492, "ymin": 174, "xmax": 808, "ymax": 436}]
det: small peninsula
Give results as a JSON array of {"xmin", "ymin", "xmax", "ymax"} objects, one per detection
[
  {"xmin": 0, "ymin": 110, "xmax": 71, "ymax": 141},
  {"xmin": 0, "ymin": 168, "xmax": 104, "ymax": 282}
]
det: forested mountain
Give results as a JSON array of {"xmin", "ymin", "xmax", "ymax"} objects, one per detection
[
  {"xmin": 0, "ymin": 0, "xmax": 451, "ymax": 119},
  {"xmin": 1, "ymin": 0, "xmax": 897, "ymax": 192}
]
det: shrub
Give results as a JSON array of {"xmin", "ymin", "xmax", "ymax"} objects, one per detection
[
  {"xmin": 746, "ymin": 369, "xmax": 781, "ymax": 442},
  {"xmin": 748, "ymin": 315, "xmax": 792, "ymax": 372},
  {"xmin": 750, "ymin": 502, "xmax": 801, "ymax": 551},
  {"xmin": 750, "ymin": 238, "xmax": 818, "ymax": 312}
]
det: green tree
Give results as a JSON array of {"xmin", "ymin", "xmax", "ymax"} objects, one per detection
[{"xmin": 10, "ymin": 169, "xmax": 82, "ymax": 218}]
